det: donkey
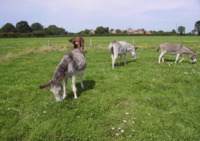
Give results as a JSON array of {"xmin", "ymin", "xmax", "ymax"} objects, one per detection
[
  {"xmin": 68, "ymin": 37, "xmax": 84, "ymax": 51},
  {"xmin": 157, "ymin": 43, "xmax": 198, "ymax": 63},
  {"xmin": 39, "ymin": 49, "xmax": 86, "ymax": 102},
  {"xmin": 109, "ymin": 41, "xmax": 137, "ymax": 68}
]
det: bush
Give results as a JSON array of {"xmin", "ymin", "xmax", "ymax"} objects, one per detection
[{"xmin": 0, "ymin": 32, "xmax": 19, "ymax": 38}]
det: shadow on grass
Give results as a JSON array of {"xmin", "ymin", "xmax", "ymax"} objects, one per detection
[
  {"xmin": 67, "ymin": 80, "xmax": 96, "ymax": 99},
  {"xmin": 164, "ymin": 59, "xmax": 192, "ymax": 64},
  {"xmin": 114, "ymin": 60, "xmax": 136, "ymax": 68},
  {"xmin": 164, "ymin": 59, "xmax": 175, "ymax": 62}
]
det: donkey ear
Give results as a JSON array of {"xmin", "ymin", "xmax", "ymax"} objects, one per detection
[{"xmin": 39, "ymin": 81, "xmax": 51, "ymax": 89}]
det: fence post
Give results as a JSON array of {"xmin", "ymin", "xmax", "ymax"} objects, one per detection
[
  {"xmin": 89, "ymin": 38, "xmax": 92, "ymax": 48},
  {"xmin": 132, "ymin": 39, "xmax": 135, "ymax": 46}
]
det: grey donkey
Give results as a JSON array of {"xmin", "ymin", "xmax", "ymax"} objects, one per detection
[
  {"xmin": 157, "ymin": 43, "xmax": 198, "ymax": 63},
  {"xmin": 39, "ymin": 49, "xmax": 86, "ymax": 102},
  {"xmin": 109, "ymin": 41, "xmax": 137, "ymax": 68}
]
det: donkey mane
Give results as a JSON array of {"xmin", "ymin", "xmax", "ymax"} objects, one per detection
[
  {"xmin": 39, "ymin": 52, "xmax": 74, "ymax": 89},
  {"xmin": 184, "ymin": 46, "xmax": 196, "ymax": 53},
  {"xmin": 52, "ymin": 53, "xmax": 73, "ymax": 83}
]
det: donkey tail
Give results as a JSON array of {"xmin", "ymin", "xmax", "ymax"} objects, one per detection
[
  {"xmin": 81, "ymin": 39, "xmax": 84, "ymax": 47},
  {"xmin": 39, "ymin": 81, "xmax": 51, "ymax": 89},
  {"xmin": 108, "ymin": 43, "xmax": 114, "ymax": 54},
  {"xmin": 157, "ymin": 46, "xmax": 160, "ymax": 52}
]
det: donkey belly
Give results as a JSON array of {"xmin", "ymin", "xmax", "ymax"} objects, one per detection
[
  {"xmin": 166, "ymin": 52, "xmax": 178, "ymax": 55},
  {"xmin": 67, "ymin": 63, "xmax": 85, "ymax": 77}
]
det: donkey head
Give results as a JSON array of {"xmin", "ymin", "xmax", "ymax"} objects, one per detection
[
  {"xmin": 190, "ymin": 53, "xmax": 197, "ymax": 63},
  {"xmin": 69, "ymin": 39, "xmax": 78, "ymax": 48},
  {"xmin": 69, "ymin": 39, "xmax": 78, "ymax": 44},
  {"xmin": 127, "ymin": 46, "xmax": 137, "ymax": 59},
  {"xmin": 68, "ymin": 38, "xmax": 74, "ymax": 43},
  {"xmin": 39, "ymin": 81, "xmax": 63, "ymax": 102}
]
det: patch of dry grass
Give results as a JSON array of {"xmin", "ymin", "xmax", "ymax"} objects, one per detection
[{"xmin": 0, "ymin": 45, "xmax": 68, "ymax": 61}]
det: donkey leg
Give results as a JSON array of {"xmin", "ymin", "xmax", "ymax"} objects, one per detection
[
  {"xmin": 119, "ymin": 55, "xmax": 122, "ymax": 65},
  {"xmin": 72, "ymin": 75, "xmax": 78, "ymax": 99},
  {"xmin": 112, "ymin": 54, "xmax": 117, "ymax": 69},
  {"xmin": 80, "ymin": 41, "xmax": 83, "ymax": 51},
  {"xmin": 161, "ymin": 55, "xmax": 165, "ymax": 62},
  {"xmin": 111, "ymin": 54, "xmax": 114, "ymax": 68},
  {"xmin": 124, "ymin": 55, "xmax": 127, "ymax": 66},
  {"xmin": 159, "ymin": 52, "xmax": 166, "ymax": 63},
  {"xmin": 63, "ymin": 78, "xmax": 67, "ymax": 99},
  {"xmin": 79, "ymin": 73, "xmax": 84, "ymax": 89},
  {"xmin": 175, "ymin": 54, "xmax": 181, "ymax": 63},
  {"xmin": 179, "ymin": 55, "xmax": 184, "ymax": 62}
]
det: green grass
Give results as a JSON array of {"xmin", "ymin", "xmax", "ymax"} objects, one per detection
[
  {"xmin": 0, "ymin": 36, "xmax": 200, "ymax": 57},
  {"xmin": 0, "ymin": 36, "xmax": 200, "ymax": 140}
]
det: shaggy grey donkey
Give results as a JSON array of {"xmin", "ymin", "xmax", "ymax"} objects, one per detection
[
  {"xmin": 109, "ymin": 41, "xmax": 137, "ymax": 68},
  {"xmin": 157, "ymin": 43, "xmax": 198, "ymax": 63},
  {"xmin": 39, "ymin": 49, "xmax": 86, "ymax": 102}
]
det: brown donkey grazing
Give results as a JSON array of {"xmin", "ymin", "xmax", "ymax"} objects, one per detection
[
  {"xmin": 39, "ymin": 49, "xmax": 86, "ymax": 102},
  {"xmin": 68, "ymin": 37, "xmax": 84, "ymax": 51}
]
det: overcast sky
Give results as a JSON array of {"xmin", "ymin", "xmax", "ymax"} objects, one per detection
[{"xmin": 1, "ymin": 0, "xmax": 200, "ymax": 33}]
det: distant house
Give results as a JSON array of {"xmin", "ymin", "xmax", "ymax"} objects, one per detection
[
  {"xmin": 127, "ymin": 28, "xmax": 135, "ymax": 34},
  {"xmin": 89, "ymin": 29, "xmax": 95, "ymax": 34},
  {"xmin": 127, "ymin": 28, "xmax": 144, "ymax": 34},
  {"xmin": 109, "ymin": 29, "xmax": 116, "ymax": 34},
  {"xmin": 133, "ymin": 29, "xmax": 145, "ymax": 34},
  {"xmin": 127, "ymin": 28, "xmax": 152, "ymax": 34},
  {"xmin": 145, "ymin": 31, "xmax": 152, "ymax": 34}
]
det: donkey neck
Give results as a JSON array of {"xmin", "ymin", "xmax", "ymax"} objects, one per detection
[
  {"xmin": 182, "ymin": 46, "xmax": 194, "ymax": 55},
  {"xmin": 52, "ymin": 58, "xmax": 69, "ymax": 83}
]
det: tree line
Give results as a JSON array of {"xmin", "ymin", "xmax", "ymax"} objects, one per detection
[
  {"xmin": 79, "ymin": 21, "xmax": 200, "ymax": 36},
  {"xmin": 0, "ymin": 20, "xmax": 200, "ymax": 38},
  {"xmin": 0, "ymin": 21, "xmax": 69, "ymax": 38}
]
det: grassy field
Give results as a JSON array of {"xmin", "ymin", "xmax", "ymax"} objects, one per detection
[{"xmin": 0, "ymin": 36, "xmax": 200, "ymax": 140}]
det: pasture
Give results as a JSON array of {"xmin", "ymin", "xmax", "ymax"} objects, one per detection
[{"xmin": 0, "ymin": 36, "xmax": 200, "ymax": 140}]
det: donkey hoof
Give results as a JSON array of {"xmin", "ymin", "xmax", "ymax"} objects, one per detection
[
  {"xmin": 56, "ymin": 99, "xmax": 63, "ymax": 102},
  {"xmin": 63, "ymin": 95, "xmax": 67, "ymax": 99}
]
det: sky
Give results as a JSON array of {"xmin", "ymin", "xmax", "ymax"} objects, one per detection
[{"xmin": 0, "ymin": 0, "xmax": 200, "ymax": 33}]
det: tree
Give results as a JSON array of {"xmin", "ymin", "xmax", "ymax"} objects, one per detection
[
  {"xmin": 95, "ymin": 26, "xmax": 109, "ymax": 34},
  {"xmin": 178, "ymin": 26, "xmax": 185, "ymax": 35},
  {"xmin": 115, "ymin": 29, "xmax": 122, "ymax": 34},
  {"xmin": 171, "ymin": 29, "xmax": 177, "ymax": 34},
  {"xmin": 44, "ymin": 25, "xmax": 67, "ymax": 35},
  {"xmin": 16, "ymin": 21, "xmax": 32, "ymax": 33},
  {"xmin": 1, "ymin": 23, "xmax": 17, "ymax": 33},
  {"xmin": 31, "ymin": 22, "xmax": 44, "ymax": 31},
  {"xmin": 194, "ymin": 21, "xmax": 200, "ymax": 35},
  {"xmin": 82, "ymin": 29, "xmax": 90, "ymax": 34},
  {"xmin": 122, "ymin": 30, "xmax": 127, "ymax": 34}
]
